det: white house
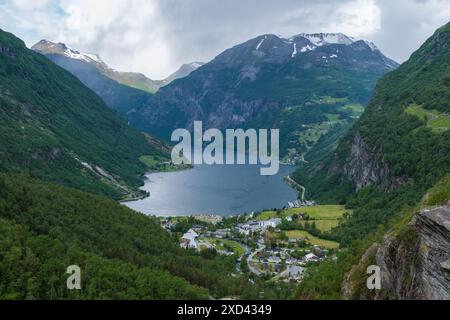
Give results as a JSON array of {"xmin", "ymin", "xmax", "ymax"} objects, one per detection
[
  {"xmin": 259, "ymin": 218, "xmax": 282, "ymax": 229},
  {"xmin": 280, "ymin": 266, "xmax": 305, "ymax": 281},
  {"xmin": 304, "ymin": 253, "xmax": 319, "ymax": 262},
  {"xmin": 180, "ymin": 229, "xmax": 199, "ymax": 250},
  {"xmin": 268, "ymin": 256, "xmax": 282, "ymax": 264}
]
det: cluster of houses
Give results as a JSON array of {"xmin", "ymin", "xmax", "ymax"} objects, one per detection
[
  {"xmin": 180, "ymin": 229, "xmax": 199, "ymax": 250},
  {"xmin": 280, "ymin": 265, "xmax": 305, "ymax": 282},
  {"xmin": 287, "ymin": 199, "xmax": 316, "ymax": 208},
  {"xmin": 235, "ymin": 218, "xmax": 282, "ymax": 235},
  {"xmin": 256, "ymin": 247, "xmax": 322, "ymax": 266},
  {"xmin": 250, "ymin": 247, "xmax": 324, "ymax": 281},
  {"xmin": 174, "ymin": 210, "xmax": 332, "ymax": 283}
]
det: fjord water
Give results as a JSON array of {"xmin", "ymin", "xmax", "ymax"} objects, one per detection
[{"xmin": 124, "ymin": 163, "xmax": 298, "ymax": 216}]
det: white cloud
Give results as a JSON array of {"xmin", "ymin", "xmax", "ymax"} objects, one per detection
[
  {"xmin": 0, "ymin": 0, "xmax": 449, "ymax": 78},
  {"xmin": 327, "ymin": 0, "xmax": 381, "ymax": 37}
]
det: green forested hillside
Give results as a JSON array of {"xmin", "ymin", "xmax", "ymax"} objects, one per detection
[
  {"xmin": 0, "ymin": 29, "xmax": 165, "ymax": 199},
  {"xmin": 0, "ymin": 174, "xmax": 294, "ymax": 299},
  {"xmin": 0, "ymin": 29, "xmax": 297, "ymax": 300},
  {"xmin": 294, "ymin": 22, "xmax": 450, "ymax": 298}
]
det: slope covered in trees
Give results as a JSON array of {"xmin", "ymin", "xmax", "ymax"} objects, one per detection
[
  {"xmin": 0, "ymin": 173, "xmax": 296, "ymax": 299},
  {"xmin": 294, "ymin": 22, "xmax": 450, "ymax": 299},
  {"xmin": 0, "ymin": 29, "xmax": 165, "ymax": 199}
]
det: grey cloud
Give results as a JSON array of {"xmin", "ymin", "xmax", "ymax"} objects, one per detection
[{"xmin": 1, "ymin": 0, "xmax": 449, "ymax": 78}]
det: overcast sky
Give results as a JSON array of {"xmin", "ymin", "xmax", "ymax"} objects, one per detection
[{"xmin": 1, "ymin": 0, "xmax": 450, "ymax": 79}]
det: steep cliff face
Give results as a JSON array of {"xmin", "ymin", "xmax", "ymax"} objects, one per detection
[
  {"xmin": 375, "ymin": 205, "xmax": 450, "ymax": 300},
  {"xmin": 344, "ymin": 205, "xmax": 450, "ymax": 300},
  {"xmin": 341, "ymin": 132, "xmax": 390, "ymax": 191},
  {"xmin": 343, "ymin": 205, "xmax": 450, "ymax": 300},
  {"xmin": 340, "ymin": 131, "xmax": 413, "ymax": 191}
]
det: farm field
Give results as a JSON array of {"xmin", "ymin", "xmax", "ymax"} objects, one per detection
[
  {"xmin": 256, "ymin": 205, "xmax": 349, "ymax": 221},
  {"xmin": 208, "ymin": 238, "xmax": 245, "ymax": 256},
  {"xmin": 285, "ymin": 230, "xmax": 340, "ymax": 249},
  {"xmin": 406, "ymin": 104, "xmax": 450, "ymax": 133}
]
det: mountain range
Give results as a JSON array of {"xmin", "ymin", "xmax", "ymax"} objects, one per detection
[
  {"xmin": 1, "ymin": 20, "xmax": 449, "ymax": 301},
  {"xmin": 128, "ymin": 32, "xmax": 398, "ymax": 163},
  {"xmin": 0, "ymin": 29, "xmax": 167, "ymax": 199},
  {"xmin": 32, "ymin": 34, "xmax": 397, "ymax": 164},
  {"xmin": 31, "ymin": 40, "xmax": 203, "ymax": 118},
  {"xmin": 0, "ymin": 28, "xmax": 280, "ymax": 300},
  {"xmin": 32, "ymin": 40, "xmax": 204, "ymax": 93}
]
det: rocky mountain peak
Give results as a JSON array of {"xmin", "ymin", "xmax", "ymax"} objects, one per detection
[
  {"xmin": 215, "ymin": 31, "xmax": 390, "ymax": 68},
  {"xmin": 32, "ymin": 40, "xmax": 106, "ymax": 67},
  {"xmin": 294, "ymin": 32, "xmax": 354, "ymax": 46}
]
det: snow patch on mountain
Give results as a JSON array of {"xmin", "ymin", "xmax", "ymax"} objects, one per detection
[
  {"xmin": 300, "ymin": 45, "xmax": 315, "ymax": 53},
  {"xmin": 287, "ymin": 33, "xmax": 380, "ymax": 53},
  {"xmin": 256, "ymin": 37, "xmax": 266, "ymax": 51},
  {"xmin": 291, "ymin": 43, "xmax": 297, "ymax": 58},
  {"xmin": 298, "ymin": 33, "xmax": 354, "ymax": 46}
]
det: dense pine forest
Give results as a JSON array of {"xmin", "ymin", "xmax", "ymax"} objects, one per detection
[{"xmin": 0, "ymin": 174, "xmax": 297, "ymax": 299}]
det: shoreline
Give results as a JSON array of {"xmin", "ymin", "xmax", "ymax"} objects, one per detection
[
  {"xmin": 122, "ymin": 164, "xmax": 300, "ymax": 217},
  {"xmin": 120, "ymin": 163, "xmax": 195, "ymax": 203}
]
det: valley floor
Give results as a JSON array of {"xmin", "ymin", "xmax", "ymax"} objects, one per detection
[{"xmin": 163, "ymin": 204, "xmax": 348, "ymax": 283}]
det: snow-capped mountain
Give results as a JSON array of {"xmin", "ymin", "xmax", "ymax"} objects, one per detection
[
  {"xmin": 292, "ymin": 33, "xmax": 380, "ymax": 53},
  {"xmin": 32, "ymin": 40, "xmax": 164, "ymax": 93},
  {"xmin": 32, "ymin": 40, "xmax": 107, "ymax": 68},
  {"xmin": 32, "ymin": 40, "xmax": 205, "ymax": 92},
  {"xmin": 217, "ymin": 32, "xmax": 395, "ymax": 68},
  {"xmin": 126, "ymin": 32, "xmax": 398, "ymax": 163}
]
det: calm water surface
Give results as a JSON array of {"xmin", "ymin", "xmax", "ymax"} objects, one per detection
[{"xmin": 123, "ymin": 164, "xmax": 298, "ymax": 216}]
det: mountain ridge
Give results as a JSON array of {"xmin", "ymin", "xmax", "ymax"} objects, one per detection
[
  {"xmin": 129, "ymin": 32, "xmax": 398, "ymax": 163},
  {"xmin": 32, "ymin": 40, "xmax": 205, "ymax": 92},
  {"xmin": 0, "ymin": 28, "xmax": 166, "ymax": 199}
]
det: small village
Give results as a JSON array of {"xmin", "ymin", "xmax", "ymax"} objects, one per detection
[{"xmin": 161, "ymin": 202, "xmax": 348, "ymax": 283}]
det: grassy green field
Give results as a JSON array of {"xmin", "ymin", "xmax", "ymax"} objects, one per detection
[
  {"xmin": 256, "ymin": 205, "xmax": 349, "ymax": 221},
  {"xmin": 208, "ymin": 238, "xmax": 245, "ymax": 256},
  {"xmin": 299, "ymin": 219, "xmax": 340, "ymax": 232},
  {"xmin": 286, "ymin": 230, "xmax": 340, "ymax": 249},
  {"xmin": 325, "ymin": 114, "xmax": 341, "ymax": 121},
  {"xmin": 338, "ymin": 103, "xmax": 365, "ymax": 116},
  {"xmin": 140, "ymin": 155, "xmax": 192, "ymax": 172},
  {"xmin": 313, "ymin": 96, "xmax": 349, "ymax": 105},
  {"xmin": 257, "ymin": 205, "xmax": 347, "ymax": 247},
  {"xmin": 406, "ymin": 104, "xmax": 450, "ymax": 133}
]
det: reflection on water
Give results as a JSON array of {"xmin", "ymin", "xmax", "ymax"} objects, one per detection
[{"xmin": 123, "ymin": 163, "xmax": 298, "ymax": 216}]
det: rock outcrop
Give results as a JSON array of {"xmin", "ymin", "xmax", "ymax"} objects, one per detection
[
  {"xmin": 341, "ymin": 131, "xmax": 411, "ymax": 191},
  {"xmin": 370, "ymin": 206, "xmax": 450, "ymax": 300},
  {"xmin": 342, "ymin": 132, "xmax": 390, "ymax": 191}
]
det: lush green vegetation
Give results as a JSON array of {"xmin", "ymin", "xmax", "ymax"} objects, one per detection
[
  {"xmin": 207, "ymin": 238, "xmax": 245, "ymax": 256},
  {"xmin": 285, "ymin": 231, "xmax": 339, "ymax": 249},
  {"xmin": 139, "ymin": 155, "xmax": 192, "ymax": 172},
  {"xmin": 255, "ymin": 205, "xmax": 348, "ymax": 221},
  {"xmin": 0, "ymin": 29, "xmax": 165, "ymax": 199},
  {"xmin": 423, "ymin": 174, "xmax": 450, "ymax": 207},
  {"xmin": 256, "ymin": 205, "xmax": 345, "ymax": 249},
  {"xmin": 405, "ymin": 103, "xmax": 450, "ymax": 133},
  {"xmin": 294, "ymin": 21, "xmax": 450, "ymax": 299},
  {"xmin": 0, "ymin": 173, "xmax": 298, "ymax": 300}
]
